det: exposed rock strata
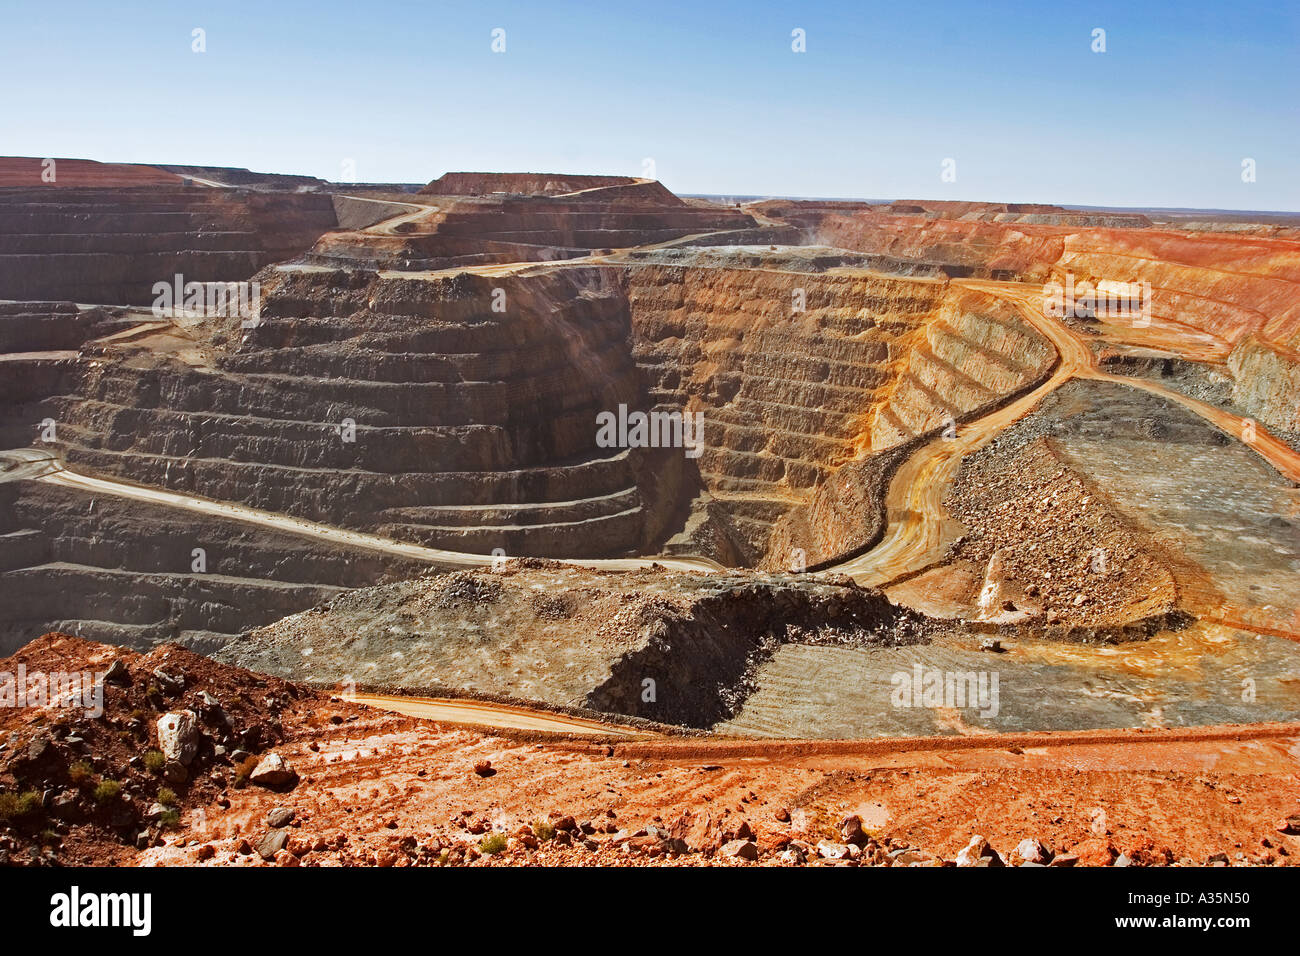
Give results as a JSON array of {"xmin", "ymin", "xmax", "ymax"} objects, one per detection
[{"xmin": 0, "ymin": 184, "xmax": 336, "ymax": 304}]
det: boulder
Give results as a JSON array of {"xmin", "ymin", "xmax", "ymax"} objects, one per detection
[
  {"xmin": 249, "ymin": 753, "xmax": 298, "ymax": 789},
  {"xmin": 267, "ymin": 806, "xmax": 296, "ymax": 828},
  {"xmin": 955, "ymin": 835, "xmax": 1003, "ymax": 867},
  {"xmin": 256, "ymin": 828, "xmax": 288, "ymax": 860},
  {"xmin": 152, "ymin": 669, "xmax": 185, "ymax": 695},
  {"xmin": 1072, "ymin": 838, "xmax": 1118, "ymax": 867},
  {"xmin": 104, "ymin": 659, "xmax": 131, "ymax": 685},
  {"xmin": 156, "ymin": 711, "xmax": 199, "ymax": 766},
  {"xmin": 1012, "ymin": 838, "xmax": 1051, "ymax": 865},
  {"xmin": 720, "ymin": 839, "xmax": 758, "ymax": 861},
  {"xmin": 816, "ymin": 841, "xmax": 852, "ymax": 860}
]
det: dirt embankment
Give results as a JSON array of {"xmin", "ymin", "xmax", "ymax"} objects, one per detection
[
  {"xmin": 0, "ymin": 157, "xmax": 184, "ymax": 187},
  {"xmin": 761, "ymin": 443, "xmax": 911, "ymax": 571},
  {"xmin": 217, "ymin": 560, "xmax": 936, "ymax": 729},
  {"xmin": 419, "ymin": 172, "xmax": 645, "ymax": 198},
  {"xmin": 0, "ymin": 633, "xmax": 349, "ymax": 865},
  {"xmin": 5, "ymin": 634, "xmax": 1298, "ymax": 868},
  {"xmin": 944, "ymin": 437, "xmax": 1181, "ymax": 633}
]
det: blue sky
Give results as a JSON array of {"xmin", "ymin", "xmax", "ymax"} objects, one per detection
[{"xmin": 2, "ymin": 0, "xmax": 1296, "ymax": 209}]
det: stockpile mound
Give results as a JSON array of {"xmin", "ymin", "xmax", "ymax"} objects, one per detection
[
  {"xmin": 218, "ymin": 560, "xmax": 934, "ymax": 728},
  {"xmin": 944, "ymin": 437, "xmax": 1180, "ymax": 632}
]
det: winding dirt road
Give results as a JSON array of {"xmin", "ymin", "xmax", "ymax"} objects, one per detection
[
  {"xmin": 346, "ymin": 693, "xmax": 645, "ymax": 737},
  {"xmin": 2, "ymin": 452, "xmax": 723, "ymax": 575},
  {"xmin": 837, "ymin": 278, "xmax": 1300, "ymax": 588},
  {"xmin": 10, "ymin": 271, "xmax": 1293, "ymax": 597},
  {"xmin": 12, "ymin": 197, "xmax": 1299, "ymax": 736}
]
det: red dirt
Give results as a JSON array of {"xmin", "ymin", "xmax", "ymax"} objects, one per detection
[
  {"xmin": 4, "ymin": 635, "xmax": 1296, "ymax": 867},
  {"xmin": 0, "ymin": 157, "xmax": 183, "ymax": 187}
]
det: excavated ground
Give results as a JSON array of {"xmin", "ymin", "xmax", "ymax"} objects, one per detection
[
  {"xmin": 217, "ymin": 560, "xmax": 938, "ymax": 730},
  {"xmin": 0, "ymin": 479, "xmax": 428, "ymax": 655},
  {"xmin": 952, "ymin": 380, "xmax": 1300, "ymax": 637},
  {"xmin": 1, "ymin": 167, "xmax": 1298, "ymax": 779},
  {"xmin": 6, "ymin": 635, "xmax": 1300, "ymax": 868}
]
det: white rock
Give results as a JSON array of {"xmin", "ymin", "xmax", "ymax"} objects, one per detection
[
  {"xmin": 816, "ymin": 841, "xmax": 852, "ymax": 860},
  {"xmin": 720, "ymin": 839, "xmax": 758, "ymax": 861},
  {"xmin": 156, "ymin": 711, "xmax": 199, "ymax": 766},
  {"xmin": 956, "ymin": 835, "xmax": 1001, "ymax": 867},
  {"xmin": 780, "ymin": 846, "xmax": 806, "ymax": 865},
  {"xmin": 1013, "ymin": 838, "xmax": 1051, "ymax": 865}
]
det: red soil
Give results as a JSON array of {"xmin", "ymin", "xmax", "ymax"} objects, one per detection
[
  {"xmin": 4, "ymin": 635, "xmax": 1296, "ymax": 867},
  {"xmin": 0, "ymin": 157, "xmax": 183, "ymax": 188}
]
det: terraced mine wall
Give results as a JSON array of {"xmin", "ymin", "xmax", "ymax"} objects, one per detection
[
  {"xmin": 0, "ymin": 300, "xmax": 435, "ymax": 656},
  {"xmin": 14, "ymin": 249, "xmax": 1049, "ymax": 577},
  {"xmin": 759, "ymin": 294, "xmax": 1054, "ymax": 571},
  {"xmin": 0, "ymin": 301, "xmax": 99, "ymax": 353},
  {"xmin": 868, "ymin": 289, "xmax": 1055, "ymax": 450},
  {"xmin": 312, "ymin": 188, "xmax": 760, "ymax": 272},
  {"xmin": 0, "ymin": 185, "xmax": 337, "ymax": 304},
  {"xmin": 808, "ymin": 211, "xmax": 1066, "ymax": 281},
  {"xmin": 29, "ymin": 265, "xmax": 688, "ymax": 558},
  {"xmin": 624, "ymin": 263, "xmax": 947, "ymax": 562},
  {"xmin": 1049, "ymin": 231, "xmax": 1300, "ymax": 341},
  {"xmin": 623, "ymin": 264, "xmax": 1053, "ymax": 567},
  {"xmin": 0, "ymin": 303, "xmax": 142, "ymax": 440},
  {"xmin": 786, "ymin": 205, "xmax": 1300, "ymax": 438},
  {"xmin": 1229, "ymin": 335, "xmax": 1300, "ymax": 433},
  {"xmin": 0, "ymin": 157, "xmax": 183, "ymax": 188},
  {"xmin": 0, "ymin": 481, "xmax": 428, "ymax": 656},
  {"xmin": 790, "ymin": 205, "xmax": 1300, "ymax": 347}
]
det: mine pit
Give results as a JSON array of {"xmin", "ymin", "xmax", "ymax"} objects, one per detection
[{"xmin": 2, "ymin": 164, "xmax": 1298, "ymax": 750}]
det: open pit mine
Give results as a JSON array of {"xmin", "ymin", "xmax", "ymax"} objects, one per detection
[{"xmin": 1, "ymin": 157, "xmax": 1299, "ymax": 868}]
